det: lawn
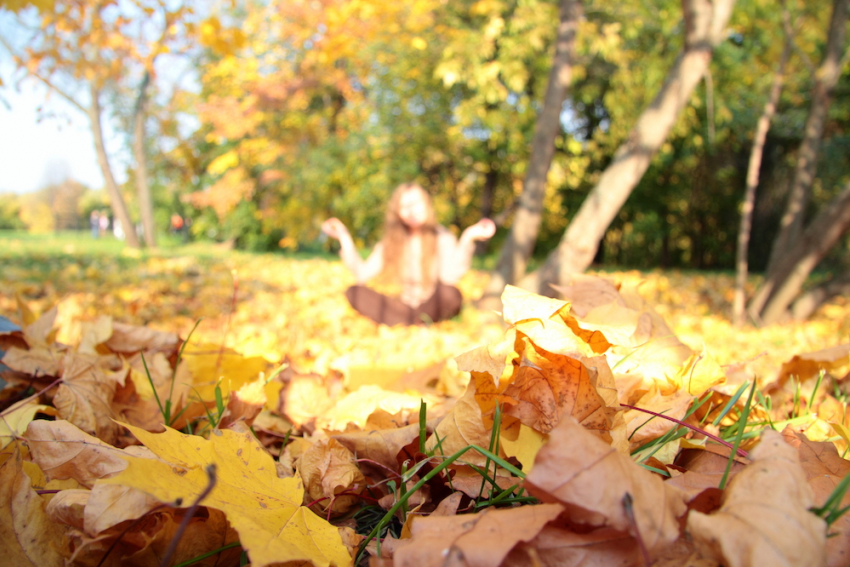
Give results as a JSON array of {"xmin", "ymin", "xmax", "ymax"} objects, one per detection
[{"xmin": 2, "ymin": 230, "xmax": 846, "ymax": 386}]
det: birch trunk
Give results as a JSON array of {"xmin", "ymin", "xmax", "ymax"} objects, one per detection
[
  {"xmin": 89, "ymin": 84, "xmax": 141, "ymax": 249},
  {"xmin": 750, "ymin": 181, "xmax": 850, "ymax": 325},
  {"xmin": 133, "ymin": 71, "xmax": 156, "ymax": 248},
  {"xmin": 521, "ymin": 0, "xmax": 736, "ymax": 296},
  {"xmin": 765, "ymin": 0, "xmax": 848, "ymax": 274},
  {"xmin": 482, "ymin": 0, "xmax": 581, "ymax": 301},
  {"xmin": 732, "ymin": 36, "xmax": 790, "ymax": 326}
]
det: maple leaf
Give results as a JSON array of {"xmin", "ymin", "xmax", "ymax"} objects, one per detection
[
  {"xmin": 524, "ymin": 416, "xmax": 687, "ymax": 554},
  {"xmin": 391, "ymin": 503, "xmax": 565, "ymax": 566},
  {"xmin": 333, "ymin": 421, "xmax": 423, "ymax": 474},
  {"xmin": 0, "ymin": 446, "xmax": 67, "ymax": 567},
  {"xmin": 100, "ymin": 422, "xmax": 351, "ymax": 567},
  {"xmin": 781, "ymin": 427, "xmax": 850, "ymax": 567},
  {"xmin": 688, "ymin": 428, "xmax": 827, "ymax": 567},
  {"xmin": 24, "ymin": 419, "xmax": 128, "ymax": 488},
  {"xmin": 52, "ymin": 352, "xmax": 127, "ymax": 445}
]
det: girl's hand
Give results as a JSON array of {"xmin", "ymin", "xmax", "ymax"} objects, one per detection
[
  {"xmin": 464, "ymin": 218, "xmax": 496, "ymax": 241},
  {"xmin": 321, "ymin": 218, "xmax": 349, "ymax": 241}
]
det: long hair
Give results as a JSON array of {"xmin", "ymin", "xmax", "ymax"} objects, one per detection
[{"xmin": 380, "ymin": 183, "xmax": 439, "ymax": 293}]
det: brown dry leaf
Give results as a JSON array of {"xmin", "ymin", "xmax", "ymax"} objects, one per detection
[
  {"xmin": 104, "ymin": 321, "xmax": 180, "ymax": 354},
  {"xmin": 688, "ymin": 428, "xmax": 827, "ymax": 567},
  {"xmin": 219, "ymin": 374, "xmax": 267, "ymax": 429},
  {"xmin": 449, "ymin": 465, "xmax": 520, "ymax": 499},
  {"xmin": 52, "ymin": 352, "xmax": 127, "ymax": 444},
  {"xmin": 298, "ymin": 437, "xmax": 367, "ymax": 516},
  {"xmin": 44, "ymin": 488, "xmax": 89, "ymax": 531},
  {"xmin": 424, "ymin": 381, "xmax": 491, "ymax": 467},
  {"xmin": 391, "ymin": 503, "xmax": 564, "ymax": 567},
  {"xmin": 0, "ymin": 446, "xmax": 67, "ymax": 567},
  {"xmin": 524, "ymin": 417, "xmax": 687, "ymax": 553},
  {"xmin": 333, "ymin": 422, "xmax": 421, "ymax": 474},
  {"xmin": 551, "ymin": 273, "xmax": 627, "ymax": 317},
  {"xmin": 772, "ymin": 343, "xmax": 850, "ymax": 391},
  {"xmin": 25, "ymin": 420, "xmax": 128, "ymax": 488},
  {"xmin": 1, "ymin": 345, "xmax": 62, "ymax": 379},
  {"xmin": 621, "ymin": 383, "xmax": 693, "ymax": 450},
  {"xmin": 666, "ymin": 448, "xmax": 748, "ymax": 499},
  {"xmin": 65, "ymin": 506, "xmax": 241, "ymax": 567},
  {"xmin": 18, "ymin": 300, "xmax": 59, "ymax": 347},
  {"xmin": 505, "ymin": 523, "xmax": 640, "ymax": 567},
  {"xmin": 782, "ymin": 428, "xmax": 850, "ymax": 567},
  {"xmin": 81, "ymin": 483, "xmax": 163, "ymax": 536}
]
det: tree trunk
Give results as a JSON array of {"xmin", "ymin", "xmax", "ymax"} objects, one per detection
[
  {"xmin": 765, "ymin": 0, "xmax": 848, "ymax": 274},
  {"xmin": 749, "ymin": 181, "xmax": 850, "ymax": 325},
  {"xmin": 134, "ymin": 71, "xmax": 157, "ymax": 248},
  {"xmin": 482, "ymin": 0, "xmax": 581, "ymax": 301},
  {"xmin": 476, "ymin": 164, "xmax": 498, "ymax": 256},
  {"xmin": 790, "ymin": 270, "xmax": 850, "ymax": 321},
  {"xmin": 521, "ymin": 0, "xmax": 736, "ymax": 295},
  {"xmin": 89, "ymin": 83, "xmax": 141, "ymax": 249},
  {"xmin": 732, "ymin": 35, "xmax": 791, "ymax": 326}
]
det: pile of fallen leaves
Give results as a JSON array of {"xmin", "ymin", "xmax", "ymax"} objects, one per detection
[{"xmin": 2, "ymin": 273, "xmax": 850, "ymax": 566}]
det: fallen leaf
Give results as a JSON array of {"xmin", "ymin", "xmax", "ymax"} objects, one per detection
[
  {"xmin": 298, "ymin": 437, "xmax": 366, "ymax": 515},
  {"xmin": 0, "ymin": 446, "xmax": 67, "ymax": 567},
  {"xmin": 773, "ymin": 343, "xmax": 850, "ymax": 391},
  {"xmin": 782, "ymin": 428, "xmax": 850, "ymax": 567},
  {"xmin": 391, "ymin": 502, "xmax": 564, "ymax": 566},
  {"xmin": 25, "ymin": 420, "xmax": 128, "ymax": 488},
  {"xmin": 524, "ymin": 416, "xmax": 687, "ymax": 553},
  {"xmin": 688, "ymin": 428, "xmax": 826, "ymax": 567},
  {"xmin": 104, "ymin": 321, "xmax": 179, "ymax": 354},
  {"xmin": 52, "ymin": 352, "xmax": 127, "ymax": 444},
  {"xmin": 0, "ymin": 401, "xmax": 54, "ymax": 449},
  {"xmin": 100, "ymin": 423, "xmax": 351, "ymax": 567},
  {"xmin": 333, "ymin": 422, "xmax": 422, "ymax": 474}
]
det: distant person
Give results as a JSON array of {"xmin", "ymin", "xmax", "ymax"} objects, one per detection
[
  {"xmin": 321, "ymin": 182, "xmax": 496, "ymax": 325},
  {"xmin": 113, "ymin": 218, "xmax": 124, "ymax": 240},
  {"xmin": 98, "ymin": 211, "xmax": 109, "ymax": 237},
  {"xmin": 90, "ymin": 210, "xmax": 100, "ymax": 239},
  {"xmin": 171, "ymin": 213, "xmax": 184, "ymax": 237}
]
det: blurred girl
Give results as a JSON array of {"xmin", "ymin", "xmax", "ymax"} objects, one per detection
[{"xmin": 322, "ymin": 182, "xmax": 495, "ymax": 325}]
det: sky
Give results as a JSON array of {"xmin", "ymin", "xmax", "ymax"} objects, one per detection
[{"xmin": 0, "ymin": 69, "xmax": 116, "ymax": 195}]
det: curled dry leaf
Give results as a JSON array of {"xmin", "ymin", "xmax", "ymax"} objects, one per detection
[
  {"xmin": 0, "ymin": 446, "xmax": 67, "ymax": 567},
  {"xmin": 688, "ymin": 428, "xmax": 827, "ymax": 567},
  {"xmin": 333, "ymin": 422, "xmax": 422, "ymax": 474},
  {"xmin": 103, "ymin": 321, "xmax": 179, "ymax": 354},
  {"xmin": 298, "ymin": 437, "xmax": 366, "ymax": 515},
  {"xmin": 65, "ymin": 506, "xmax": 241, "ymax": 567},
  {"xmin": 391, "ymin": 503, "xmax": 564, "ymax": 567},
  {"xmin": 219, "ymin": 374, "xmax": 267, "ymax": 429},
  {"xmin": 524, "ymin": 417, "xmax": 687, "ymax": 554}
]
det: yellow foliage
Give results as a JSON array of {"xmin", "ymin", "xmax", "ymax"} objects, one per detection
[{"xmin": 102, "ymin": 424, "xmax": 351, "ymax": 567}]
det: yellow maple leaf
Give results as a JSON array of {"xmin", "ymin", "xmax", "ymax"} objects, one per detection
[{"xmin": 101, "ymin": 423, "xmax": 351, "ymax": 567}]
